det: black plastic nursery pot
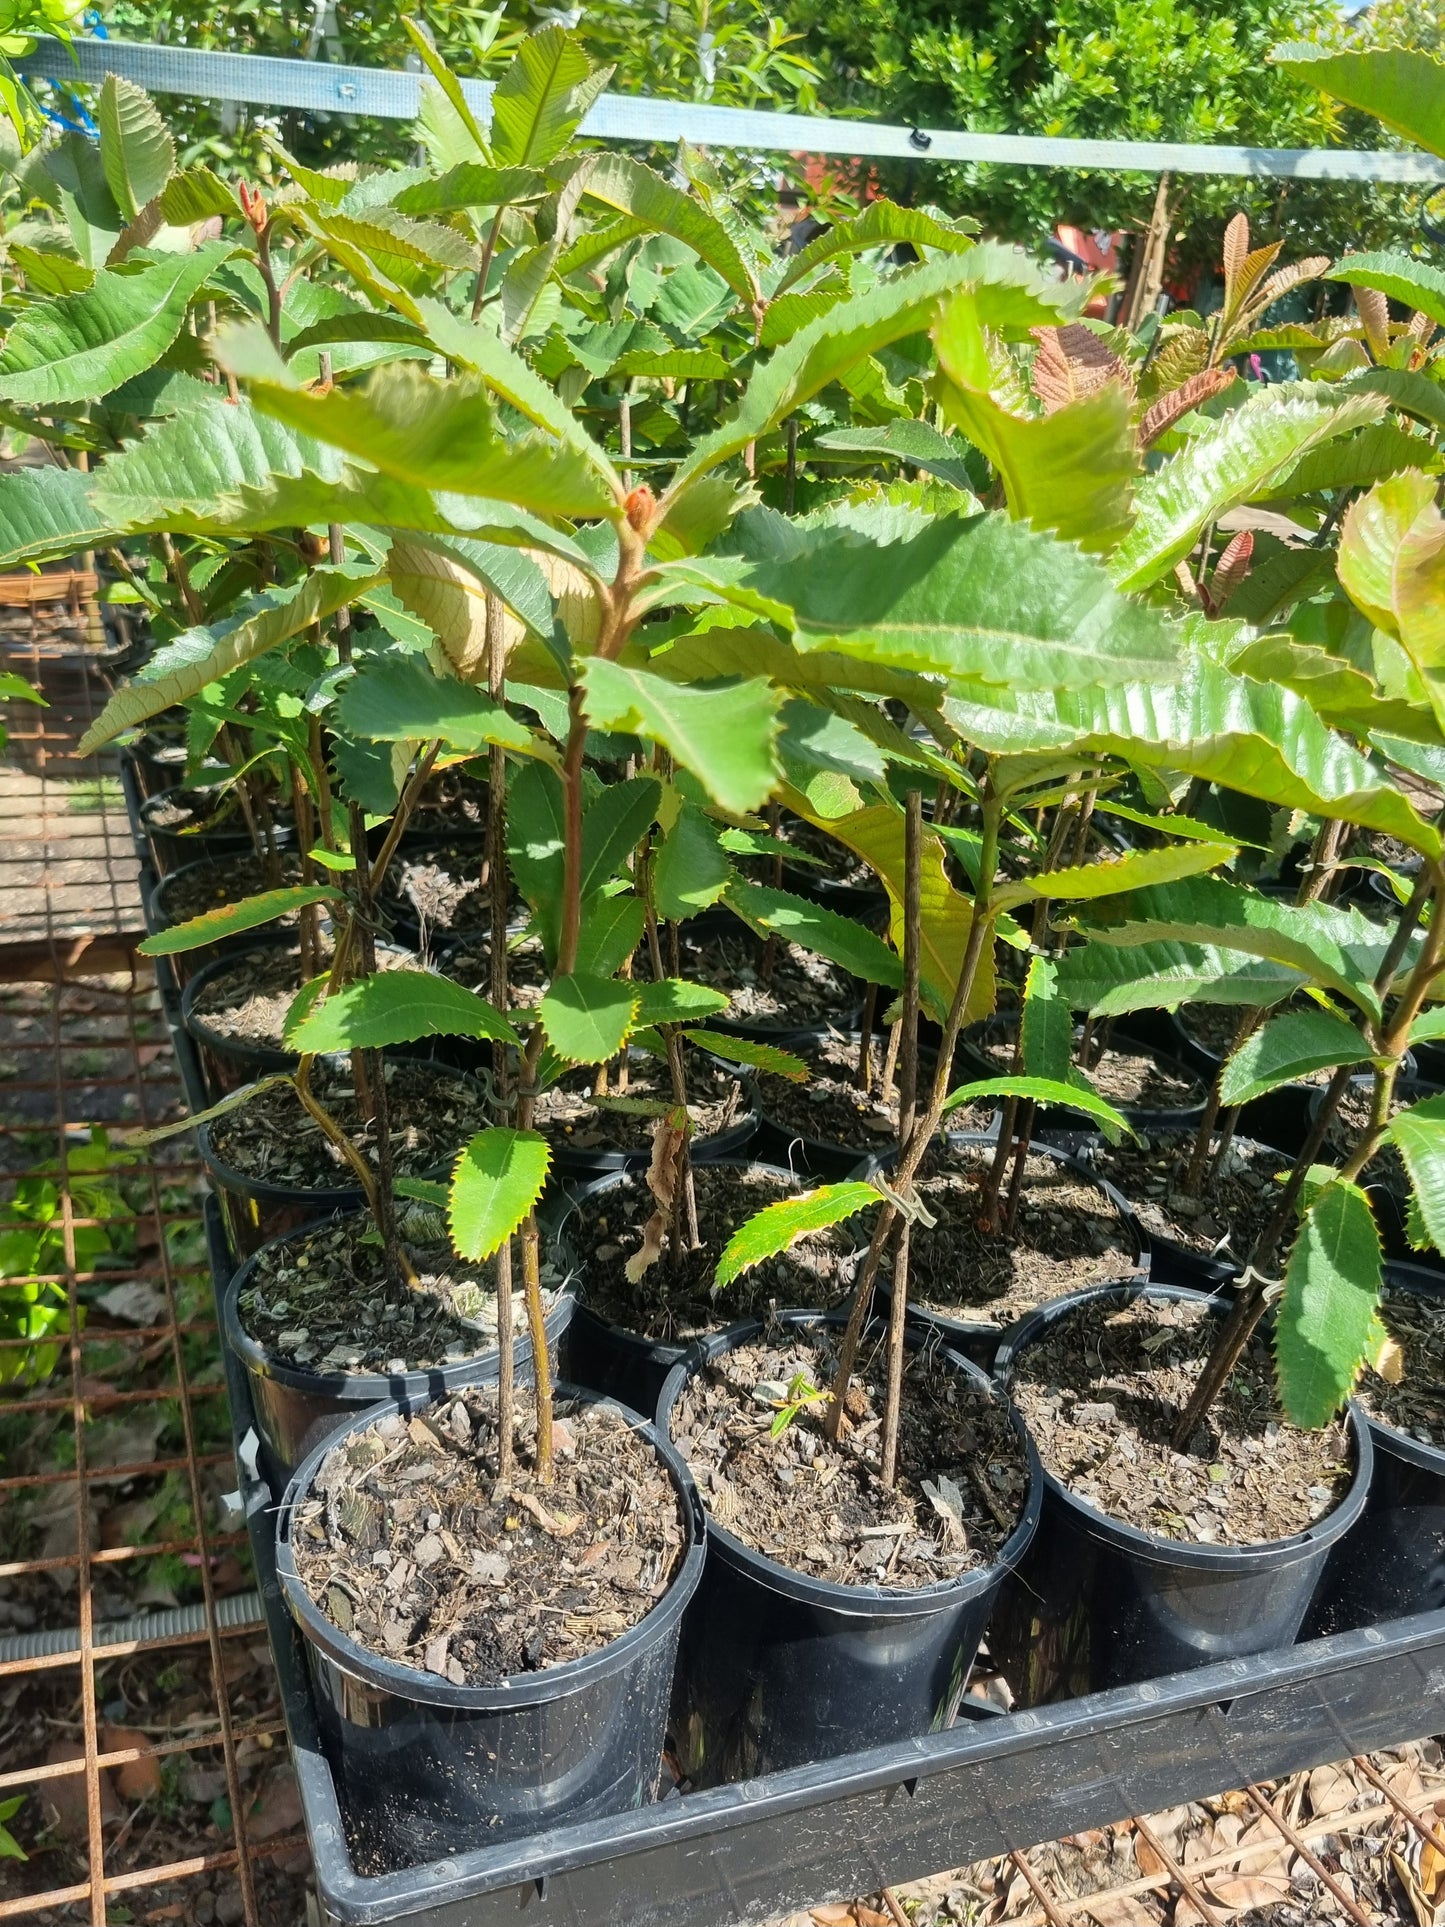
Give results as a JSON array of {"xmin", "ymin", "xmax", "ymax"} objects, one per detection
[
  {"xmin": 273, "ymin": 1384, "xmax": 708, "ymax": 1870},
  {"xmin": 748, "ymin": 1033, "xmax": 958, "ymax": 1184},
  {"xmin": 147, "ymin": 855, "xmax": 302, "ymax": 984},
  {"xmin": 1308, "ymin": 1072, "xmax": 1441, "ymax": 1264},
  {"xmin": 989, "ymin": 1281, "xmax": 1374, "ymax": 1706},
  {"xmin": 221, "ymin": 1225, "xmax": 575, "ymax": 1483},
  {"xmin": 656, "ymin": 1310, "xmax": 1043, "ymax": 1787},
  {"xmin": 545, "ymin": 1062, "xmax": 761, "ymax": 1182},
  {"xmin": 877, "ymin": 1134, "xmax": 1150, "ymax": 1371},
  {"xmin": 379, "ymin": 832, "xmax": 491, "ymax": 951},
  {"xmin": 138, "ymin": 784, "xmax": 278, "ymax": 876},
  {"xmin": 1307, "ymin": 1263, "xmax": 1445, "ymax": 1638}
]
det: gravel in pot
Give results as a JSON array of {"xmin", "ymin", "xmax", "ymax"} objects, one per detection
[
  {"xmin": 377, "ymin": 834, "xmax": 514, "ymax": 950},
  {"xmin": 225, "ymin": 1201, "xmax": 570, "ymax": 1476},
  {"xmin": 181, "ymin": 934, "xmax": 420, "ymax": 1097},
  {"xmin": 1075, "ymin": 1127, "xmax": 1287, "ymax": 1287},
  {"xmin": 202, "ymin": 1055, "xmax": 491, "ymax": 1255},
  {"xmin": 989, "ymin": 1282, "xmax": 1372, "ymax": 1702},
  {"xmin": 532, "ymin": 1052, "xmax": 757, "ymax": 1173},
  {"xmin": 557, "ymin": 1159, "xmax": 868, "ymax": 1414},
  {"xmin": 679, "ymin": 929, "xmax": 862, "ymax": 1036},
  {"xmin": 275, "ymin": 1382, "xmax": 705, "ymax": 1866},
  {"xmin": 657, "ymin": 1311, "xmax": 1040, "ymax": 1782},
  {"xmin": 888, "ymin": 1134, "xmax": 1146, "ymax": 1361},
  {"xmin": 961, "ymin": 1016, "xmax": 1207, "ymax": 1132}
]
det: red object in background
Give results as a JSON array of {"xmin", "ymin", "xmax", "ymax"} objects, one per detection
[{"xmin": 1057, "ymin": 226, "xmax": 1123, "ymax": 314}]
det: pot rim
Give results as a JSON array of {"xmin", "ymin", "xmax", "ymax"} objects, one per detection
[
  {"xmin": 274, "ymin": 1382, "xmax": 707, "ymax": 1712},
  {"xmin": 993, "ymin": 1279, "xmax": 1375, "ymax": 1572},
  {"xmin": 656, "ymin": 1307, "xmax": 1043, "ymax": 1616}
]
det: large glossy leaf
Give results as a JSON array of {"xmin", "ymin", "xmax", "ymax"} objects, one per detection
[
  {"xmin": 1339, "ymin": 472, "xmax": 1445, "ymax": 734},
  {"xmin": 783, "ymin": 798, "xmax": 994, "ymax": 1026},
  {"xmin": 1111, "ymin": 389, "xmax": 1386, "ymax": 591},
  {"xmin": 577, "ymin": 152, "xmax": 758, "ymax": 305},
  {"xmin": 812, "ymin": 419, "xmax": 985, "ymax": 493},
  {"xmin": 943, "ymin": 1074, "xmax": 1133, "ymax": 1139},
  {"xmin": 1219, "ymin": 1007, "xmax": 1371, "ymax": 1107},
  {"xmin": 137, "ymin": 885, "xmax": 342, "ymax": 957},
  {"xmin": 934, "ymin": 290, "xmax": 1137, "ymax": 551},
  {"xmin": 1075, "ymin": 877, "xmax": 1402, "ymax": 1018},
  {"xmin": 289, "ymin": 970, "xmax": 518, "ymax": 1054},
  {"xmin": 0, "ymin": 244, "xmax": 229, "ymax": 406},
  {"xmin": 574, "ymin": 894, "xmax": 646, "ymax": 978},
  {"xmin": 1344, "ymin": 367, "xmax": 1445, "ymax": 435},
  {"xmin": 689, "ymin": 1030, "xmax": 807, "ymax": 1079},
  {"xmin": 654, "ymin": 801, "xmax": 730, "ymax": 921},
  {"xmin": 773, "ymin": 199, "xmax": 976, "ymax": 299},
  {"xmin": 233, "ymin": 358, "xmax": 615, "ymax": 519},
  {"xmin": 1274, "ymin": 44, "xmax": 1445, "ymax": 160},
  {"xmin": 992, "ymin": 840, "xmax": 1236, "ymax": 914},
  {"xmin": 1276, "ymin": 1177, "xmax": 1382, "ymax": 1429},
  {"xmin": 1020, "ymin": 955, "xmax": 1071, "ymax": 1083},
  {"xmin": 413, "ymin": 297, "xmax": 622, "ymax": 498},
  {"xmin": 580, "ymin": 659, "xmax": 782, "ymax": 813},
  {"xmin": 538, "ymin": 972, "xmax": 639, "ymax": 1063},
  {"xmin": 97, "ymin": 76, "xmax": 175, "ymax": 221},
  {"xmin": 449, "ymin": 1128, "xmax": 551, "ymax": 1262},
  {"xmin": 940, "ymin": 645, "xmax": 1441, "ymax": 858},
  {"xmin": 79, "ymin": 566, "xmax": 376, "ymax": 754},
  {"xmin": 508, "ymin": 761, "xmax": 565, "ymax": 919},
  {"xmin": 1258, "ymin": 421, "xmax": 1436, "ymax": 502},
  {"xmin": 724, "ymin": 878, "xmax": 901, "ymax": 990},
  {"xmin": 1384, "ymin": 1094, "xmax": 1445, "ymax": 1254},
  {"xmin": 580, "ymin": 777, "xmax": 663, "ymax": 901},
  {"xmin": 1055, "ymin": 939, "xmax": 1306, "ymax": 1015},
  {"xmin": 632, "ymin": 980, "xmax": 730, "ymax": 1025},
  {"xmin": 715, "ymin": 1182, "xmax": 879, "ymax": 1286},
  {"xmin": 0, "ymin": 466, "xmax": 113, "ymax": 571},
  {"xmin": 159, "ymin": 165, "xmax": 235, "ymax": 227},
  {"xmin": 489, "ymin": 26, "xmax": 611, "ymax": 168},
  {"xmin": 335, "ymin": 655, "xmax": 540, "ymax": 758},
  {"xmin": 1225, "ymin": 633, "xmax": 1440, "ymax": 745},
  {"xmin": 393, "ymin": 164, "xmax": 547, "ymax": 215},
  {"xmin": 686, "ymin": 512, "xmax": 1180, "ymax": 692}
]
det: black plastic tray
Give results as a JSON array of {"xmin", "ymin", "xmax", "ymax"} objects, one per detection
[{"xmin": 196, "ymin": 1196, "xmax": 1445, "ymax": 1927}]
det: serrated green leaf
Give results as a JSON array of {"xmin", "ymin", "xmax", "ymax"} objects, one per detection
[
  {"xmin": 574, "ymin": 893, "xmax": 646, "ymax": 978},
  {"xmin": 692, "ymin": 513, "xmax": 1180, "ymax": 692},
  {"xmin": 0, "ymin": 244, "xmax": 229, "ymax": 406},
  {"xmin": 941, "ymin": 1074, "xmax": 1134, "ymax": 1140},
  {"xmin": 1111, "ymin": 390, "xmax": 1386, "ymax": 591},
  {"xmin": 813, "ymin": 419, "xmax": 986, "ymax": 494},
  {"xmin": 581, "ymin": 777, "xmax": 663, "ymax": 901},
  {"xmin": 157, "ymin": 166, "xmax": 236, "ymax": 226},
  {"xmin": 1020, "ymin": 955, "xmax": 1071, "ymax": 1085},
  {"xmin": 578, "ymin": 151, "xmax": 758, "ymax": 304},
  {"xmin": 715, "ymin": 1181, "xmax": 879, "ymax": 1286},
  {"xmin": 1275, "ymin": 1176, "xmax": 1382, "ymax": 1428},
  {"xmin": 79, "ymin": 567, "xmax": 377, "ymax": 753},
  {"xmin": 1339, "ymin": 472, "xmax": 1445, "ymax": 737},
  {"xmin": 1384, "ymin": 1093, "xmax": 1445, "ymax": 1254},
  {"xmin": 632, "ymin": 979, "xmax": 730, "ymax": 1026},
  {"xmin": 0, "ymin": 465, "xmax": 112, "ymax": 571},
  {"xmin": 993, "ymin": 839, "xmax": 1236, "ymax": 914},
  {"xmin": 654, "ymin": 801, "xmax": 730, "ymax": 920},
  {"xmin": 1055, "ymin": 939, "xmax": 1307, "ymax": 1016},
  {"xmin": 1274, "ymin": 44, "xmax": 1445, "ymax": 161},
  {"xmin": 97, "ymin": 76, "xmax": 175, "ymax": 222},
  {"xmin": 1327, "ymin": 251, "xmax": 1445, "ymax": 329},
  {"xmin": 1219, "ymin": 1008, "xmax": 1370, "ymax": 1107},
  {"xmin": 689, "ymin": 1030, "xmax": 808, "ymax": 1080},
  {"xmin": 449, "ymin": 1127, "xmax": 551, "ymax": 1262},
  {"xmin": 393, "ymin": 163, "xmax": 547, "ymax": 215},
  {"xmin": 125, "ymin": 1071, "xmax": 292, "ymax": 1144},
  {"xmin": 939, "ymin": 643, "xmax": 1440, "ymax": 859},
  {"xmin": 289, "ymin": 969, "xmax": 518, "ymax": 1053},
  {"xmin": 1258, "ymin": 421, "xmax": 1436, "ymax": 503},
  {"xmin": 773, "ymin": 199, "xmax": 975, "ymax": 299},
  {"xmin": 935, "ymin": 291, "xmax": 1137, "ymax": 551},
  {"xmin": 508, "ymin": 760, "xmax": 565, "ymax": 926},
  {"xmin": 1343, "ymin": 367, "xmax": 1445, "ymax": 435},
  {"xmin": 490, "ymin": 26, "xmax": 610, "ymax": 169},
  {"xmin": 137, "ymin": 885, "xmax": 341, "ymax": 956},
  {"xmin": 724, "ymin": 877, "xmax": 901, "ymax": 990},
  {"xmin": 1077, "ymin": 877, "xmax": 1401, "ymax": 1019},
  {"xmin": 581, "ymin": 658, "xmax": 782, "ymax": 814},
  {"xmin": 335, "ymin": 654, "xmax": 541, "ymax": 758},
  {"xmin": 538, "ymin": 971, "xmax": 639, "ymax": 1063}
]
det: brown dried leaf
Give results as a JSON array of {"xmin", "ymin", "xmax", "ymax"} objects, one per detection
[
  {"xmin": 1205, "ymin": 1873, "xmax": 1292, "ymax": 1916},
  {"xmin": 1030, "ymin": 323, "xmax": 1131, "ymax": 413},
  {"xmin": 1308, "ymin": 1760, "xmax": 1360, "ymax": 1817},
  {"xmin": 624, "ymin": 1105, "xmax": 688, "ymax": 1285},
  {"xmin": 1134, "ymin": 1833, "xmax": 1168, "ymax": 1879},
  {"xmin": 1139, "ymin": 366, "xmax": 1239, "ymax": 448},
  {"xmin": 1082, "ymin": 1896, "xmax": 1140, "ymax": 1927}
]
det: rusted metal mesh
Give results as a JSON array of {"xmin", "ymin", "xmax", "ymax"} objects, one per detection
[{"xmin": 0, "ymin": 595, "xmax": 312, "ymax": 1924}]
